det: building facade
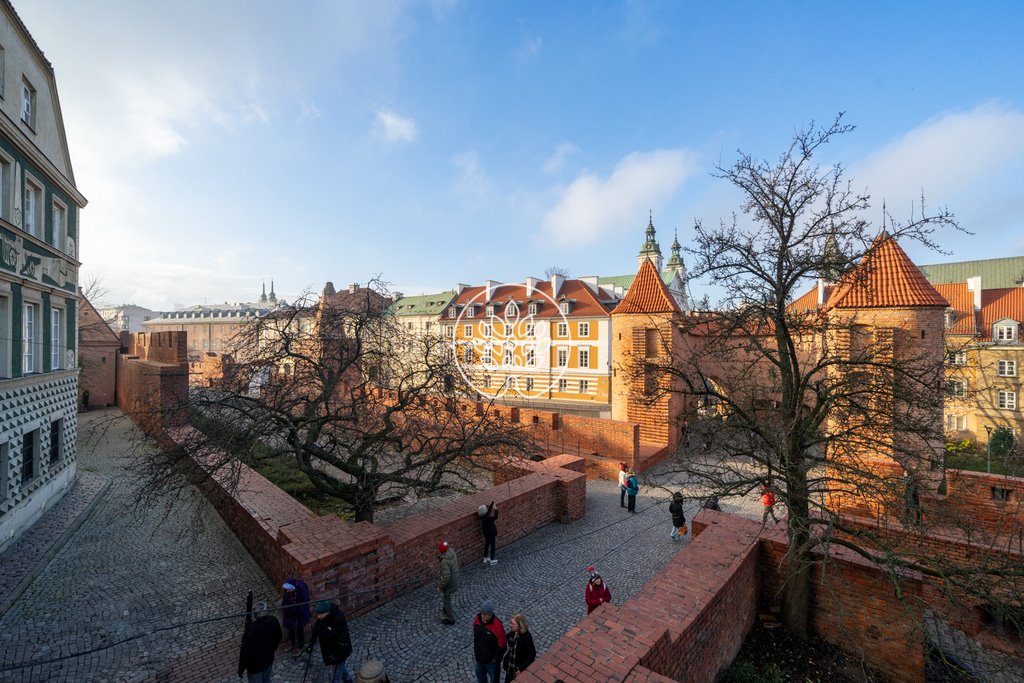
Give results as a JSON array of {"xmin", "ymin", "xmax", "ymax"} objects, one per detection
[
  {"xmin": 78, "ymin": 295, "xmax": 119, "ymax": 409},
  {"xmin": 0, "ymin": 1, "xmax": 87, "ymax": 550},
  {"xmin": 96, "ymin": 303, "xmax": 160, "ymax": 334}
]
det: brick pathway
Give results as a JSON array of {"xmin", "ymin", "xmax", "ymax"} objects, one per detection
[{"xmin": 0, "ymin": 409, "xmax": 766, "ymax": 682}]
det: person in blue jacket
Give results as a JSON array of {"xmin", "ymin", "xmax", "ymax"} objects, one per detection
[{"xmin": 625, "ymin": 469, "xmax": 639, "ymax": 512}]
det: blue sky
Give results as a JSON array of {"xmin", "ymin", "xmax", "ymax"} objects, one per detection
[{"xmin": 18, "ymin": 0, "xmax": 1024, "ymax": 310}]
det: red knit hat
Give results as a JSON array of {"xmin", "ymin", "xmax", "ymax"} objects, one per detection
[{"xmin": 437, "ymin": 541, "xmax": 449, "ymax": 553}]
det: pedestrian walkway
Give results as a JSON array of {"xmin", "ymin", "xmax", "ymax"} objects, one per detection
[{"xmin": 0, "ymin": 409, "xmax": 764, "ymax": 682}]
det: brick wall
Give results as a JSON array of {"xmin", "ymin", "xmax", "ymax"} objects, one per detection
[
  {"xmin": 942, "ymin": 469, "xmax": 1024, "ymax": 536},
  {"xmin": 511, "ymin": 404, "xmax": 642, "ymax": 475}
]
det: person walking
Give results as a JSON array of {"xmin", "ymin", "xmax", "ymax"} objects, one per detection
[
  {"xmin": 585, "ymin": 569, "xmax": 611, "ymax": 614},
  {"xmin": 618, "ymin": 462, "xmax": 629, "ymax": 508},
  {"xmin": 669, "ymin": 491, "xmax": 687, "ymax": 541},
  {"xmin": 502, "ymin": 613, "xmax": 536, "ymax": 681},
  {"xmin": 306, "ymin": 600, "xmax": 354, "ymax": 683},
  {"xmin": 437, "ymin": 540, "xmax": 460, "ymax": 625},
  {"xmin": 473, "ymin": 601, "xmax": 506, "ymax": 683},
  {"xmin": 625, "ymin": 469, "xmax": 639, "ymax": 513},
  {"xmin": 479, "ymin": 501, "xmax": 499, "ymax": 565},
  {"xmin": 760, "ymin": 481, "xmax": 779, "ymax": 524},
  {"xmin": 280, "ymin": 578, "xmax": 310, "ymax": 653},
  {"xmin": 237, "ymin": 601, "xmax": 282, "ymax": 683}
]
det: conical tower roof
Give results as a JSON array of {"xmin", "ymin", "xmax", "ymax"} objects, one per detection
[
  {"xmin": 827, "ymin": 233, "xmax": 949, "ymax": 309},
  {"xmin": 612, "ymin": 257, "xmax": 682, "ymax": 315}
]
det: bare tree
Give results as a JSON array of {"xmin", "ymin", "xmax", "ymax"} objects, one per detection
[
  {"xmin": 137, "ymin": 281, "xmax": 536, "ymax": 523},
  {"xmin": 625, "ymin": 117, "xmax": 1023, "ymax": 655},
  {"xmin": 543, "ymin": 265, "xmax": 571, "ymax": 279}
]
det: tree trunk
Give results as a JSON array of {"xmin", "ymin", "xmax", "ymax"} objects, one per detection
[
  {"xmin": 781, "ymin": 453, "xmax": 812, "ymax": 639},
  {"xmin": 353, "ymin": 488, "xmax": 376, "ymax": 523}
]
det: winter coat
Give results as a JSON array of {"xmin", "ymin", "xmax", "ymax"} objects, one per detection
[
  {"xmin": 761, "ymin": 491, "xmax": 776, "ymax": 508},
  {"xmin": 585, "ymin": 581, "xmax": 612, "ymax": 614},
  {"xmin": 625, "ymin": 475, "xmax": 639, "ymax": 496},
  {"xmin": 281, "ymin": 578, "xmax": 311, "ymax": 629},
  {"xmin": 309, "ymin": 604, "xmax": 353, "ymax": 665},
  {"xmin": 473, "ymin": 614, "xmax": 507, "ymax": 664},
  {"xmin": 503, "ymin": 630, "xmax": 536, "ymax": 680},
  {"xmin": 238, "ymin": 614, "xmax": 282, "ymax": 677},
  {"xmin": 438, "ymin": 547, "xmax": 460, "ymax": 594},
  {"xmin": 669, "ymin": 500, "xmax": 686, "ymax": 528},
  {"xmin": 618, "ymin": 470, "xmax": 628, "ymax": 489},
  {"xmin": 480, "ymin": 503, "xmax": 499, "ymax": 540}
]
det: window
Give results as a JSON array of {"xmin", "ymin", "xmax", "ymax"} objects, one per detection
[
  {"xmin": 557, "ymin": 348, "xmax": 568, "ymax": 367},
  {"xmin": 202, "ymin": 339, "xmax": 208, "ymax": 350},
  {"xmin": 578, "ymin": 322, "xmax": 590, "ymax": 337},
  {"xmin": 946, "ymin": 380, "xmax": 966, "ymax": 398},
  {"xmin": 525, "ymin": 377, "xmax": 534, "ymax": 392},
  {"xmin": 51, "ymin": 308, "xmax": 62, "ymax": 370},
  {"xmin": 24, "ymin": 177, "xmax": 42, "ymax": 236},
  {"xmin": 445, "ymin": 325, "xmax": 454, "ymax": 338},
  {"xmin": 0, "ymin": 292, "xmax": 9, "ymax": 377},
  {"xmin": 486, "ymin": 305, "xmax": 494, "ymax": 317},
  {"xmin": 482, "ymin": 323, "xmax": 492, "ymax": 337},
  {"xmin": 0, "ymin": 151, "xmax": 11, "ymax": 221},
  {"xmin": 448, "ymin": 306, "xmax": 456, "ymax": 318},
  {"xmin": 465, "ymin": 305, "xmax": 475, "ymax": 318},
  {"xmin": 504, "ymin": 323, "xmax": 513, "ymax": 337},
  {"xmin": 525, "ymin": 323, "xmax": 535, "ymax": 337},
  {"xmin": 945, "ymin": 414, "xmax": 967, "ymax": 431},
  {"xmin": 49, "ymin": 419, "xmax": 62, "ymax": 464},
  {"xmin": 52, "ymin": 201, "xmax": 66, "ymax": 251},
  {"xmin": 20, "ymin": 78, "xmax": 35, "ymax": 128},
  {"xmin": 996, "ymin": 325, "xmax": 1016, "ymax": 342},
  {"xmin": 506, "ymin": 303, "xmax": 517, "ymax": 316},
  {"xmin": 192, "ymin": 339, "xmax": 197, "ymax": 349},
  {"xmin": 525, "ymin": 347, "xmax": 535, "ymax": 367},
  {"xmin": 464, "ymin": 324, "xmax": 473, "ymax": 338},
  {"xmin": 483, "ymin": 375, "xmax": 491, "ymax": 389},
  {"xmin": 528, "ymin": 303, "xmax": 538, "ymax": 315},
  {"xmin": 558, "ymin": 378, "xmax": 568, "ymax": 392},
  {"xmin": 21, "ymin": 429, "xmax": 37, "ymax": 484},
  {"xmin": 556, "ymin": 322, "xmax": 568, "ymax": 337},
  {"xmin": 482, "ymin": 347, "xmax": 492, "ymax": 364},
  {"xmin": 578, "ymin": 347, "xmax": 590, "ymax": 368},
  {"xmin": 997, "ymin": 360, "xmax": 1017, "ymax": 377},
  {"xmin": 578, "ymin": 379, "xmax": 589, "ymax": 394},
  {"xmin": 991, "ymin": 486, "xmax": 1011, "ymax": 502},
  {"xmin": 22, "ymin": 302, "xmax": 37, "ymax": 373},
  {"xmin": 947, "ymin": 351, "xmax": 967, "ymax": 366},
  {"xmin": 463, "ymin": 346, "xmax": 473, "ymax": 363},
  {"xmin": 998, "ymin": 391, "xmax": 1017, "ymax": 410},
  {"xmin": 503, "ymin": 348, "xmax": 513, "ymax": 365},
  {"xmin": 559, "ymin": 301, "xmax": 569, "ymax": 314}
]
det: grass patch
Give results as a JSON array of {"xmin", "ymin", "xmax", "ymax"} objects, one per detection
[
  {"xmin": 250, "ymin": 454, "xmax": 354, "ymax": 519},
  {"xmin": 945, "ymin": 454, "xmax": 1024, "ymax": 478}
]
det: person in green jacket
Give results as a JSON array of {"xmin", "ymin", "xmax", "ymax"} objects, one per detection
[{"xmin": 437, "ymin": 540, "xmax": 460, "ymax": 625}]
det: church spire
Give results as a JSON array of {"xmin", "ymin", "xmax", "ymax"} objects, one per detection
[
  {"xmin": 260, "ymin": 281, "xmax": 268, "ymax": 304},
  {"xmin": 637, "ymin": 211, "xmax": 664, "ymax": 272},
  {"xmin": 269, "ymin": 279, "xmax": 277, "ymax": 303}
]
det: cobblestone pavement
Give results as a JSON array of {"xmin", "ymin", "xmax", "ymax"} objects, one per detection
[
  {"xmin": 0, "ymin": 410, "xmax": 769, "ymax": 682},
  {"xmin": 0, "ymin": 469, "xmax": 109, "ymax": 616}
]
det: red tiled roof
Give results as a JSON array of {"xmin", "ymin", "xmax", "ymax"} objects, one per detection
[
  {"xmin": 447, "ymin": 279, "xmax": 618, "ymax": 319},
  {"xmin": 932, "ymin": 283, "xmax": 977, "ymax": 336},
  {"xmin": 979, "ymin": 287, "xmax": 1024, "ymax": 341},
  {"xmin": 827, "ymin": 235, "xmax": 948, "ymax": 309},
  {"xmin": 789, "ymin": 285, "xmax": 834, "ymax": 313},
  {"xmin": 611, "ymin": 258, "xmax": 682, "ymax": 315}
]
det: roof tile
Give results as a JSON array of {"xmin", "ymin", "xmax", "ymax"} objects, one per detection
[
  {"xmin": 611, "ymin": 258, "xmax": 682, "ymax": 315},
  {"xmin": 827, "ymin": 235, "xmax": 948, "ymax": 309}
]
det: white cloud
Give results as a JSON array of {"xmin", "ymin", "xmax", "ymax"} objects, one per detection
[
  {"xmin": 542, "ymin": 143, "xmax": 578, "ymax": 174},
  {"xmin": 374, "ymin": 109, "xmax": 419, "ymax": 143},
  {"xmin": 853, "ymin": 103, "xmax": 1024, "ymax": 215},
  {"xmin": 452, "ymin": 150, "xmax": 492, "ymax": 199},
  {"xmin": 540, "ymin": 149, "xmax": 698, "ymax": 246}
]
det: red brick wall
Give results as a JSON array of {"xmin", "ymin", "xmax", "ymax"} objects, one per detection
[
  {"xmin": 78, "ymin": 341, "xmax": 118, "ymax": 408},
  {"xmin": 942, "ymin": 469, "xmax": 1024, "ymax": 536},
  {"xmin": 512, "ymin": 405, "xmax": 641, "ymax": 475}
]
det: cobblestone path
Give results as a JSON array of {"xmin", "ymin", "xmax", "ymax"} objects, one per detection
[{"xmin": 0, "ymin": 409, "xmax": 765, "ymax": 682}]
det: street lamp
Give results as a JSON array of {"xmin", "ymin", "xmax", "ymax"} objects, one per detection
[{"xmin": 985, "ymin": 425, "xmax": 993, "ymax": 474}]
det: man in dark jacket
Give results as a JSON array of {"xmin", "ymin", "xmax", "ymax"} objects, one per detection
[
  {"xmin": 280, "ymin": 578, "xmax": 310, "ymax": 652},
  {"xmin": 437, "ymin": 541, "xmax": 460, "ymax": 625},
  {"xmin": 473, "ymin": 601, "xmax": 506, "ymax": 683},
  {"xmin": 307, "ymin": 600, "xmax": 354, "ymax": 683},
  {"xmin": 238, "ymin": 601, "xmax": 282, "ymax": 682},
  {"xmin": 478, "ymin": 502, "xmax": 499, "ymax": 565}
]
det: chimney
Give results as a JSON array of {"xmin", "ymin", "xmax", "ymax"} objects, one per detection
[
  {"xmin": 579, "ymin": 276, "xmax": 598, "ymax": 294},
  {"xmin": 391, "ymin": 292, "xmax": 403, "ymax": 302},
  {"xmin": 816, "ymin": 278, "xmax": 825, "ymax": 306},
  {"xmin": 550, "ymin": 274, "xmax": 564, "ymax": 298},
  {"xmin": 966, "ymin": 276, "xmax": 982, "ymax": 311},
  {"xmin": 455, "ymin": 283, "xmax": 468, "ymax": 295},
  {"xmin": 525, "ymin": 276, "xmax": 539, "ymax": 296},
  {"xmin": 485, "ymin": 280, "xmax": 501, "ymax": 301},
  {"xmin": 349, "ymin": 283, "xmax": 360, "ymax": 294}
]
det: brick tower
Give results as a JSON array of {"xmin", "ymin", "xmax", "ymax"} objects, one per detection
[{"xmin": 611, "ymin": 257, "xmax": 686, "ymax": 451}]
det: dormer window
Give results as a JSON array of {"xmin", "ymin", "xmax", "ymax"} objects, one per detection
[
  {"xmin": 994, "ymin": 320, "xmax": 1018, "ymax": 343},
  {"xmin": 466, "ymin": 305, "xmax": 475, "ymax": 318},
  {"xmin": 528, "ymin": 303, "xmax": 538, "ymax": 316},
  {"xmin": 944, "ymin": 309, "xmax": 956, "ymax": 329},
  {"xmin": 559, "ymin": 301, "xmax": 570, "ymax": 314},
  {"xmin": 505, "ymin": 302, "xmax": 517, "ymax": 316},
  {"xmin": 486, "ymin": 305, "xmax": 495, "ymax": 317},
  {"xmin": 448, "ymin": 306, "xmax": 457, "ymax": 318}
]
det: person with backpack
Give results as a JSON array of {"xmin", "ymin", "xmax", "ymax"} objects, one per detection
[
  {"xmin": 237, "ymin": 601, "xmax": 282, "ymax": 682},
  {"xmin": 503, "ymin": 612, "xmax": 536, "ymax": 681},
  {"xmin": 306, "ymin": 600, "xmax": 354, "ymax": 683},
  {"xmin": 625, "ymin": 469, "xmax": 639, "ymax": 512},
  {"xmin": 669, "ymin": 491, "xmax": 687, "ymax": 541},
  {"xmin": 585, "ymin": 569, "xmax": 611, "ymax": 614},
  {"xmin": 280, "ymin": 578, "xmax": 311, "ymax": 653},
  {"xmin": 478, "ymin": 501, "xmax": 499, "ymax": 565}
]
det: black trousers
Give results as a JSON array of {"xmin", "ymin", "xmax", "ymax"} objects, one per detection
[
  {"xmin": 483, "ymin": 535, "xmax": 496, "ymax": 560},
  {"xmin": 627, "ymin": 494, "xmax": 637, "ymax": 512}
]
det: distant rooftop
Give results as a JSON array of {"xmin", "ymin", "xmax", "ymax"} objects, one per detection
[
  {"xmin": 390, "ymin": 291, "xmax": 456, "ymax": 317},
  {"xmin": 918, "ymin": 256, "xmax": 1024, "ymax": 289},
  {"xmin": 598, "ymin": 271, "xmax": 675, "ymax": 290}
]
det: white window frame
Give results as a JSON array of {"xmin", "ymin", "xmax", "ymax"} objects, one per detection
[
  {"xmin": 947, "ymin": 351, "xmax": 966, "ymax": 366},
  {"xmin": 998, "ymin": 391, "xmax": 1017, "ymax": 410},
  {"xmin": 463, "ymin": 324, "xmax": 473, "ymax": 338},
  {"xmin": 525, "ymin": 322, "xmax": 535, "ymax": 337},
  {"xmin": 559, "ymin": 301, "xmax": 569, "ymax": 314},
  {"xmin": 51, "ymin": 307, "xmax": 63, "ymax": 370},
  {"xmin": 486, "ymin": 305, "xmax": 495, "ymax": 317},
  {"xmin": 483, "ymin": 375, "xmax": 491, "ymax": 389},
  {"xmin": 482, "ymin": 323, "xmax": 492, "ymax": 338},
  {"xmin": 997, "ymin": 360, "xmax": 1017, "ymax": 377},
  {"xmin": 996, "ymin": 325, "xmax": 1016, "ymax": 342},
  {"xmin": 556, "ymin": 322, "xmax": 568, "ymax": 337},
  {"xmin": 556, "ymin": 348, "xmax": 568, "ymax": 368},
  {"xmin": 578, "ymin": 379, "xmax": 589, "ymax": 394},
  {"xmin": 503, "ymin": 347, "xmax": 513, "ymax": 366},
  {"xmin": 525, "ymin": 347, "xmax": 535, "ymax": 367},
  {"xmin": 528, "ymin": 303, "xmax": 538, "ymax": 315},
  {"xmin": 558, "ymin": 378, "xmax": 567, "ymax": 392},
  {"xmin": 51, "ymin": 199, "xmax": 66, "ymax": 251},
  {"xmin": 22, "ymin": 301, "xmax": 38, "ymax": 374},
  {"xmin": 20, "ymin": 78, "xmax": 35, "ymax": 128},
  {"xmin": 505, "ymin": 303, "xmax": 517, "ymax": 316},
  {"xmin": 945, "ymin": 414, "xmax": 967, "ymax": 431},
  {"xmin": 947, "ymin": 379, "xmax": 966, "ymax": 398},
  {"xmin": 525, "ymin": 377, "xmax": 534, "ymax": 392},
  {"xmin": 24, "ymin": 174, "xmax": 42, "ymax": 237},
  {"xmin": 448, "ymin": 306, "xmax": 457, "ymax": 318},
  {"xmin": 578, "ymin": 322, "xmax": 590, "ymax": 337},
  {"xmin": 463, "ymin": 346, "xmax": 473, "ymax": 363},
  {"xmin": 482, "ymin": 346, "xmax": 492, "ymax": 364},
  {"xmin": 578, "ymin": 347, "xmax": 590, "ymax": 369},
  {"xmin": 503, "ymin": 323, "xmax": 513, "ymax": 337}
]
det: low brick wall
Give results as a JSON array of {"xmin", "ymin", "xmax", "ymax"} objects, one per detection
[
  {"xmin": 181, "ymin": 441, "xmax": 587, "ymax": 618},
  {"xmin": 941, "ymin": 469, "xmax": 1024, "ymax": 536},
  {"xmin": 511, "ymin": 405, "xmax": 645, "ymax": 477},
  {"xmin": 517, "ymin": 510, "xmax": 762, "ymax": 682}
]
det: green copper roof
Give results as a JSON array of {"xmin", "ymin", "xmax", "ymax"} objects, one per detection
[
  {"xmin": 919, "ymin": 256, "xmax": 1024, "ymax": 289},
  {"xmin": 598, "ymin": 271, "xmax": 675, "ymax": 289},
  {"xmin": 389, "ymin": 291, "xmax": 456, "ymax": 316}
]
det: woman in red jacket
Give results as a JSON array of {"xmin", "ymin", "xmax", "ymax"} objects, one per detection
[{"xmin": 585, "ymin": 570, "xmax": 611, "ymax": 614}]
